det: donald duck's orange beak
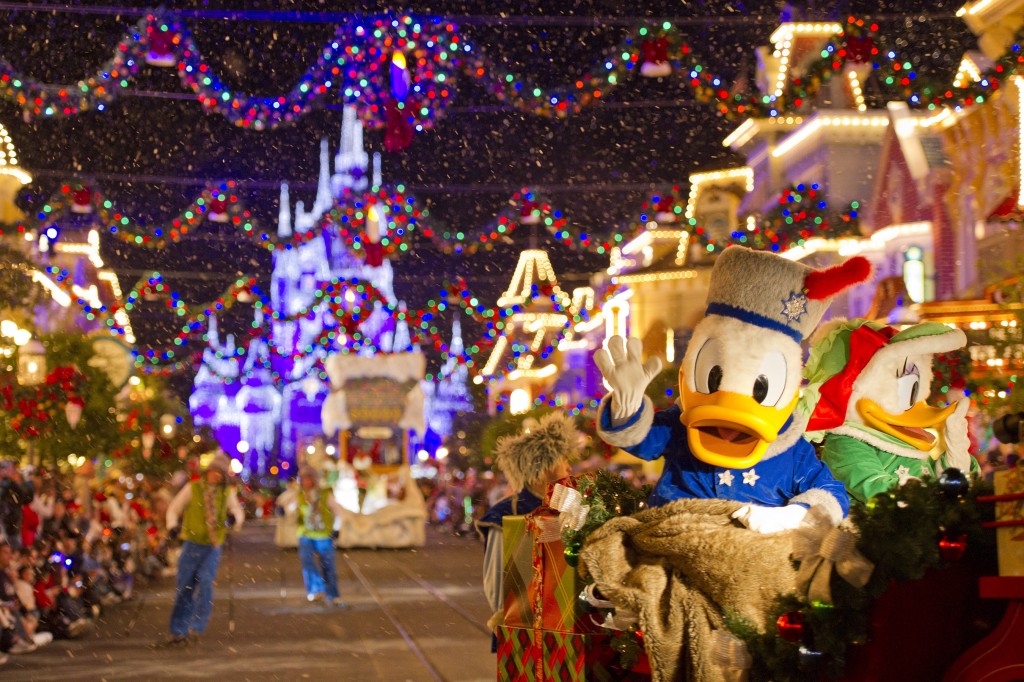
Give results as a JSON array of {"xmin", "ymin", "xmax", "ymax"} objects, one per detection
[
  {"xmin": 856, "ymin": 398, "xmax": 957, "ymax": 452},
  {"xmin": 680, "ymin": 384, "xmax": 799, "ymax": 469}
]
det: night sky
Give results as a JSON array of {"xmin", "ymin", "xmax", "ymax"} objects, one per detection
[{"xmin": 0, "ymin": 0, "xmax": 973, "ymax": 393}]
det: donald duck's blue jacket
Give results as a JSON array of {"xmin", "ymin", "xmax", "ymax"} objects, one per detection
[{"xmin": 599, "ymin": 400, "xmax": 850, "ymax": 522}]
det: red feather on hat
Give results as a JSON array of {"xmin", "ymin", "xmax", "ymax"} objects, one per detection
[{"xmin": 804, "ymin": 256, "xmax": 873, "ymax": 300}]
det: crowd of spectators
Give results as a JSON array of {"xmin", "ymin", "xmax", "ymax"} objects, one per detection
[{"xmin": 0, "ymin": 458, "xmax": 180, "ymax": 666}]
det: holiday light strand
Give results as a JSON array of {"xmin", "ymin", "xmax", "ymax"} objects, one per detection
[
  {"xmin": 0, "ymin": 12, "xmax": 459, "ymax": 131},
  {"xmin": 125, "ymin": 274, "xmax": 522, "ymax": 369},
  {"xmin": 2, "ymin": 13, "xmax": 1015, "ymax": 130},
  {"xmin": 19, "ymin": 178, "xmax": 642, "ymax": 257},
  {"xmin": 128, "ymin": 275, "xmax": 601, "ymax": 386},
  {"xmin": 689, "ymin": 182, "xmax": 861, "ymax": 254}
]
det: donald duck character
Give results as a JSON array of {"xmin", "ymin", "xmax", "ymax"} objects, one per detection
[
  {"xmin": 802, "ymin": 318, "xmax": 977, "ymax": 505},
  {"xmin": 595, "ymin": 246, "xmax": 871, "ymax": 533}
]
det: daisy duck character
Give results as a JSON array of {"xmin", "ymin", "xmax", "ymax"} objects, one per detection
[
  {"xmin": 595, "ymin": 246, "xmax": 872, "ymax": 532},
  {"xmin": 802, "ymin": 319, "xmax": 978, "ymax": 505}
]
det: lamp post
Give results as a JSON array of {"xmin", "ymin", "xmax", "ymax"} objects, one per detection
[
  {"xmin": 16, "ymin": 337, "xmax": 45, "ymax": 466},
  {"xmin": 141, "ymin": 430, "xmax": 155, "ymax": 459},
  {"xmin": 17, "ymin": 338, "xmax": 46, "ymax": 386},
  {"xmin": 160, "ymin": 413, "xmax": 177, "ymax": 438}
]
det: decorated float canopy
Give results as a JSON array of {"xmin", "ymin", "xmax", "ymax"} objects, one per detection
[{"xmin": 321, "ymin": 351, "xmax": 426, "ymax": 438}]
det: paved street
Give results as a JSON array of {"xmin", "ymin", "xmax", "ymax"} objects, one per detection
[{"xmin": 5, "ymin": 523, "xmax": 497, "ymax": 681}]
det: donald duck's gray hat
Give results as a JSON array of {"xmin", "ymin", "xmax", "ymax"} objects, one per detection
[{"xmin": 705, "ymin": 246, "xmax": 874, "ymax": 344}]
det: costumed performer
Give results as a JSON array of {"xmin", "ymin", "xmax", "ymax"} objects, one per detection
[
  {"xmin": 159, "ymin": 452, "xmax": 244, "ymax": 647},
  {"xmin": 474, "ymin": 412, "xmax": 581, "ymax": 651},
  {"xmin": 595, "ymin": 246, "xmax": 872, "ymax": 532},
  {"xmin": 294, "ymin": 465, "xmax": 347, "ymax": 606},
  {"xmin": 802, "ymin": 318, "xmax": 978, "ymax": 504}
]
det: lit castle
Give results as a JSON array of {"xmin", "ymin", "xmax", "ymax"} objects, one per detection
[{"xmin": 190, "ymin": 107, "xmax": 469, "ymax": 475}]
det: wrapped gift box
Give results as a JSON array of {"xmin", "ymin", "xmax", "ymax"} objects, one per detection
[
  {"xmin": 497, "ymin": 625, "xmax": 543, "ymax": 682},
  {"xmin": 497, "ymin": 626, "xmax": 615, "ymax": 682},
  {"xmin": 994, "ymin": 466, "xmax": 1024, "ymax": 577},
  {"xmin": 502, "ymin": 511, "xmax": 600, "ymax": 634}
]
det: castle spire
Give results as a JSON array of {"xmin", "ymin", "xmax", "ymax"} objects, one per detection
[
  {"xmin": 450, "ymin": 310, "xmax": 464, "ymax": 356},
  {"xmin": 392, "ymin": 301, "xmax": 411, "ymax": 352},
  {"xmin": 314, "ymin": 138, "xmax": 332, "ymax": 215},
  {"xmin": 333, "ymin": 105, "xmax": 369, "ymax": 193},
  {"xmin": 209, "ymin": 314, "xmax": 220, "ymax": 347},
  {"xmin": 278, "ymin": 182, "xmax": 292, "ymax": 237}
]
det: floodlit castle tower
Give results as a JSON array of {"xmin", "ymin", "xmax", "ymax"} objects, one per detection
[
  {"xmin": 422, "ymin": 312, "xmax": 473, "ymax": 443},
  {"xmin": 191, "ymin": 107, "xmax": 464, "ymax": 474}
]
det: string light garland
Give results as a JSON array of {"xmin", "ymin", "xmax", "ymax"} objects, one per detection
[
  {"xmin": 120, "ymin": 272, "xmax": 522, "ymax": 380},
  {"xmin": 0, "ymin": 12, "xmax": 459, "ymax": 131},
  {"xmin": 18, "ymin": 179, "xmax": 650, "ymax": 257},
  {"xmin": 31, "ymin": 177, "xmax": 849, "ymax": 349},
  {"xmin": 1, "ymin": 13, "xmax": 1015, "ymax": 130},
  {"xmin": 689, "ymin": 183, "xmax": 861, "ymax": 253}
]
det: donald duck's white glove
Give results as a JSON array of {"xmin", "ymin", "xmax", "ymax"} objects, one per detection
[
  {"xmin": 943, "ymin": 398, "xmax": 971, "ymax": 472},
  {"xmin": 732, "ymin": 504, "xmax": 808, "ymax": 534},
  {"xmin": 594, "ymin": 336, "xmax": 662, "ymax": 425}
]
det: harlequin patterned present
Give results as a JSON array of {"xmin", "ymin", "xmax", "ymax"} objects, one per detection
[
  {"xmin": 541, "ymin": 630, "xmax": 616, "ymax": 682},
  {"xmin": 501, "ymin": 512, "xmax": 601, "ymax": 633},
  {"xmin": 497, "ymin": 626, "xmax": 616, "ymax": 682},
  {"xmin": 503, "ymin": 515, "xmax": 536, "ymax": 629},
  {"xmin": 994, "ymin": 466, "xmax": 1024, "ymax": 577},
  {"xmin": 497, "ymin": 625, "xmax": 541, "ymax": 682}
]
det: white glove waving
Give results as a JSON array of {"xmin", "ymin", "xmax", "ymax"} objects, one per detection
[
  {"xmin": 731, "ymin": 504, "xmax": 808, "ymax": 534},
  {"xmin": 594, "ymin": 336, "xmax": 662, "ymax": 424},
  {"xmin": 943, "ymin": 398, "xmax": 971, "ymax": 472}
]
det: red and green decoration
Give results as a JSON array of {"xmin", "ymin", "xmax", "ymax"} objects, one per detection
[
  {"xmin": 933, "ymin": 348, "xmax": 972, "ymax": 398},
  {"xmin": 0, "ymin": 12, "xmax": 459, "ymax": 132},
  {"xmin": 760, "ymin": 182, "xmax": 860, "ymax": 242},
  {"xmin": 0, "ymin": 333, "xmax": 135, "ymax": 467},
  {"xmin": 690, "ymin": 183, "xmax": 861, "ymax": 253},
  {"xmin": 0, "ymin": 366, "xmax": 86, "ymax": 440},
  {"xmin": 725, "ymin": 471, "xmax": 994, "ymax": 681},
  {"xmin": 4, "ymin": 13, "xmax": 1022, "ymax": 129}
]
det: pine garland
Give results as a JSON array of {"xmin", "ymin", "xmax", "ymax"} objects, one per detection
[
  {"xmin": 728, "ymin": 472, "xmax": 996, "ymax": 681},
  {"xmin": 556, "ymin": 463, "xmax": 995, "ymax": 680},
  {"xmin": 560, "ymin": 469, "xmax": 651, "ymax": 554}
]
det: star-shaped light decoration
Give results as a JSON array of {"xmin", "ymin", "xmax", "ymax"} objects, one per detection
[
  {"xmin": 780, "ymin": 291, "xmax": 809, "ymax": 323},
  {"xmin": 718, "ymin": 471, "xmax": 734, "ymax": 487},
  {"xmin": 742, "ymin": 469, "xmax": 760, "ymax": 486}
]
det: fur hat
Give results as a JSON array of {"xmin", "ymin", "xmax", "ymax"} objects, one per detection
[
  {"xmin": 205, "ymin": 452, "xmax": 232, "ymax": 477},
  {"xmin": 495, "ymin": 412, "xmax": 582, "ymax": 492},
  {"xmin": 705, "ymin": 246, "xmax": 873, "ymax": 343}
]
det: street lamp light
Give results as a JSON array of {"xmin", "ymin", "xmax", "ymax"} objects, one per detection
[
  {"xmin": 65, "ymin": 400, "xmax": 83, "ymax": 429},
  {"xmin": 141, "ymin": 430, "xmax": 156, "ymax": 459},
  {"xmin": 17, "ymin": 338, "xmax": 46, "ymax": 386},
  {"xmin": 160, "ymin": 414, "xmax": 177, "ymax": 437}
]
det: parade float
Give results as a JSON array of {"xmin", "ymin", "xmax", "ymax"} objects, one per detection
[{"xmin": 276, "ymin": 351, "xmax": 428, "ymax": 549}]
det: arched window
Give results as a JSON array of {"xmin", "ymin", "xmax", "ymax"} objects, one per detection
[
  {"xmin": 509, "ymin": 388, "xmax": 531, "ymax": 415},
  {"xmin": 903, "ymin": 245, "xmax": 925, "ymax": 303}
]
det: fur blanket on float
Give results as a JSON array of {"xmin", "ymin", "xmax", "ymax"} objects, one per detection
[{"xmin": 579, "ymin": 498, "xmax": 799, "ymax": 682}]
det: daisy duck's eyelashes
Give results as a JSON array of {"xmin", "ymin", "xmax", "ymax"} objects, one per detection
[
  {"xmin": 893, "ymin": 357, "xmax": 921, "ymax": 412},
  {"xmin": 896, "ymin": 358, "xmax": 919, "ymax": 378}
]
